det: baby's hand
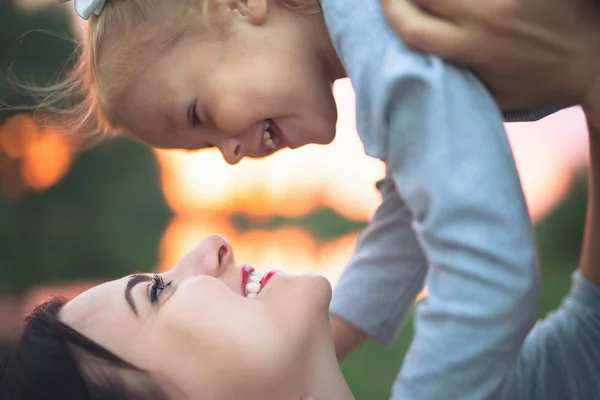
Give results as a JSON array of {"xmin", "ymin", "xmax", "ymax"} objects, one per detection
[{"xmin": 381, "ymin": 0, "xmax": 600, "ymax": 113}]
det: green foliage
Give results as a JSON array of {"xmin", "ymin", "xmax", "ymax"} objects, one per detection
[
  {"xmin": 0, "ymin": 138, "xmax": 172, "ymax": 295},
  {"xmin": 0, "ymin": 1, "xmax": 75, "ymax": 109},
  {"xmin": 232, "ymin": 207, "xmax": 367, "ymax": 240},
  {"xmin": 535, "ymin": 172, "xmax": 587, "ymax": 270},
  {"xmin": 0, "ymin": 3, "xmax": 172, "ymax": 296}
]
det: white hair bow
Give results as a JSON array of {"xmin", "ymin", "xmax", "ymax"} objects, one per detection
[{"xmin": 58, "ymin": 0, "xmax": 107, "ymax": 20}]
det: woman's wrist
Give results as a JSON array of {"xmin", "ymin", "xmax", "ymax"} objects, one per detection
[
  {"xmin": 581, "ymin": 42, "xmax": 600, "ymax": 131},
  {"xmin": 580, "ymin": 123, "xmax": 600, "ymax": 287},
  {"xmin": 584, "ymin": 77, "xmax": 600, "ymax": 132}
]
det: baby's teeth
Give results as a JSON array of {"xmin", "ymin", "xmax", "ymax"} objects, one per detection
[
  {"xmin": 247, "ymin": 293, "xmax": 257, "ymax": 299},
  {"xmin": 249, "ymin": 274, "xmax": 264, "ymax": 283},
  {"xmin": 263, "ymin": 131, "xmax": 275, "ymax": 150},
  {"xmin": 246, "ymin": 281, "xmax": 261, "ymax": 294}
]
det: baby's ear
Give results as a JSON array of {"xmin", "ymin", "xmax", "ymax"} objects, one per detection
[
  {"xmin": 219, "ymin": 0, "xmax": 268, "ymax": 25},
  {"xmin": 241, "ymin": 0, "xmax": 269, "ymax": 25}
]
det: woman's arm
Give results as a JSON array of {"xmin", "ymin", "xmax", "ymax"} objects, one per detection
[
  {"xmin": 499, "ymin": 124, "xmax": 600, "ymax": 399},
  {"xmin": 381, "ymin": 0, "xmax": 600, "ymax": 114},
  {"xmin": 581, "ymin": 121, "xmax": 600, "ymax": 287},
  {"xmin": 499, "ymin": 271, "xmax": 600, "ymax": 400},
  {"xmin": 496, "ymin": 116, "xmax": 600, "ymax": 400}
]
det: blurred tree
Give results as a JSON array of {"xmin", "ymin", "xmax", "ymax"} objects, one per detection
[
  {"xmin": 0, "ymin": 0, "xmax": 75, "ymax": 112},
  {"xmin": 535, "ymin": 172, "xmax": 587, "ymax": 270},
  {"xmin": 0, "ymin": 2, "xmax": 172, "ymax": 296},
  {"xmin": 0, "ymin": 137, "xmax": 172, "ymax": 294}
]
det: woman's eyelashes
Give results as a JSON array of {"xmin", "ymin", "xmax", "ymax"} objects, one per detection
[{"xmin": 149, "ymin": 274, "xmax": 172, "ymax": 304}]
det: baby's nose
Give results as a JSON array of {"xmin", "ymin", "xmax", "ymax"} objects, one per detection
[{"xmin": 219, "ymin": 139, "xmax": 243, "ymax": 165}]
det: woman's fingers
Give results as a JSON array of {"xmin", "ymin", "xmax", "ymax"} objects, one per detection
[
  {"xmin": 381, "ymin": 0, "xmax": 472, "ymax": 61},
  {"xmin": 411, "ymin": 0, "xmax": 472, "ymax": 19}
]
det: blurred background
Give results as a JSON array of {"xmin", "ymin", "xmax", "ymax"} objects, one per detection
[{"xmin": 0, "ymin": 1, "xmax": 592, "ymax": 398}]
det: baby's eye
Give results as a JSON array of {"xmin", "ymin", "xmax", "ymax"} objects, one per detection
[{"xmin": 188, "ymin": 100, "xmax": 204, "ymax": 127}]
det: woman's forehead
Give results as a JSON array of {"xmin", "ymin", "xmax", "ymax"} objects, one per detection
[{"xmin": 60, "ymin": 278, "xmax": 131, "ymax": 330}]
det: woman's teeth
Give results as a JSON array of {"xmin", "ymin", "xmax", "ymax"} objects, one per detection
[{"xmin": 246, "ymin": 272, "xmax": 265, "ymax": 299}]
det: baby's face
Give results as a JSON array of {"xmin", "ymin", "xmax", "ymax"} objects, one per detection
[{"xmin": 117, "ymin": 0, "xmax": 344, "ymax": 164}]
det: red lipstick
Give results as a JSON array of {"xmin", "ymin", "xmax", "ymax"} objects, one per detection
[
  {"xmin": 259, "ymin": 270, "xmax": 279, "ymax": 292},
  {"xmin": 241, "ymin": 264, "xmax": 255, "ymax": 296}
]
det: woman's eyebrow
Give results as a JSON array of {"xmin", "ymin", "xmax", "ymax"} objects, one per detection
[{"xmin": 125, "ymin": 274, "xmax": 153, "ymax": 316}]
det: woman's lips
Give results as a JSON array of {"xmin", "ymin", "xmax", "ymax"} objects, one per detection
[
  {"xmin": 241, "ymin": 264, "xmax": 255, "ymax": 296},
  {"xmin": 241, "ymin": 267, "xmax": 279, "ymax": 297},
  {"xmin": 259, "ymin": 270, "xmax": 279, "ymax": 292}
]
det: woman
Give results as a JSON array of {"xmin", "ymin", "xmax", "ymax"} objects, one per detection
[
  {"xmin": 2, "ymin": 227, "xmax": 600, "ymax": 400},
  {"xmin": 0, "ymin": 235, "xmax": 353, "ymax": 400}
]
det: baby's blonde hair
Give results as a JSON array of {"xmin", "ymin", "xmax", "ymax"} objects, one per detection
[{"xmin": 38, "ymin": 0, "xmax": 321, "ymax": 143}]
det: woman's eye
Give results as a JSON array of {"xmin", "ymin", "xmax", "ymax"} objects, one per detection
[{"xmin": 149, "ymin": 276, "xmax": 171, "ymax": 304}]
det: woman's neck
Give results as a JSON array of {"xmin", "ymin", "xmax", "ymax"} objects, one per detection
[{"xmin": 301, "ymin": 320, "xmax": 355, "ymax": 400}]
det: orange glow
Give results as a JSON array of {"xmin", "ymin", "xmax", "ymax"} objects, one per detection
[
  {"xmin": 158, "ymin": 216, "xmax": 358, "ymax": 285},
  {"xmin": 510, "ymin": 137, "xmax": 574, "ymax": 221},
  {"xmin": 156, "ymin": 80, "xmax": 385, "ymax": 223},
  {"xmin": 21, "ymin": 128, "xmax": 72, "ymax": 190},
  {"xmin": 0, "ymin": 114, "xmax": 39, "ymax": 159},
  {"xmin": 0, "ymin": 114, "xmax": 73, "ymax": 194},
  {"xmin": 0, "ymin": 114, "xmax": 73, "ymax": 197},
  {"xmin": 0, "ymin": 77, "xmax": 589, "ymax": 318},
  {"xmin": 154, "ymin": 84, "xmax": 589, "ymax": 290}
]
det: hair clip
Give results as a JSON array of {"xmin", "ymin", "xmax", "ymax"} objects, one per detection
[{"xmin": 58, "ymin": 0, "xmax": 107, "ymax": 20}]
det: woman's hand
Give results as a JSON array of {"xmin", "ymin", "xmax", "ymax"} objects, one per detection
[{"xmin": 381, "ymin": 0, "xmax": 600, "ymax": 115}]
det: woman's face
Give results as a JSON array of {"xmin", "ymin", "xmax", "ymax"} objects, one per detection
[{"xmin": 59, "ymin": 235, "xmax": 333, "ymax": 399}]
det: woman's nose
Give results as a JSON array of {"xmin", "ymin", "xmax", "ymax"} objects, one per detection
[
  {"xmin": 219, "ymin": 138, "xmax": 244, "ymax": 165},
  {"xmin": 171, "ymin": 235, "xmax": 234, "ymax": 278}
]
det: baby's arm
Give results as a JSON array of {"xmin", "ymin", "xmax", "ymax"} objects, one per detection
[
  {"xmin": 325, "ymin": 2, "xmax": 538, "ymax": 400},
  {"xmin": 380, "ymin": 53, "xmax": 538, "ymax": 399},
  {"xmin": 322, "ymin": 0, "xmax": 538, "ymax": 398},
  {"xmin": 499, "ymin": 272, "xmax": 600, "ymax": 400},
  {"xmin": 330, "ymin": 173, "xmax": 428, "ymax": 359}
]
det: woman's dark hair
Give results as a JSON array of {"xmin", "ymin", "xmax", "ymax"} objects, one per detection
[{"xmin": 0, "ymin": 296, "xmax": 168, "ymax": 400}]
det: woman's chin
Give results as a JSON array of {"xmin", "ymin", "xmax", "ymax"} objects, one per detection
[{"xmin": 257, "ymin": 272, "xmax": 332, "ymax": 317}]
